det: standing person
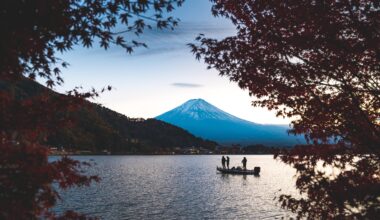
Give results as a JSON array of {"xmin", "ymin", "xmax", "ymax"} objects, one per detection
[
  {"xmin": 242, "ymin": 157, "xmax": 247, "ymax": 170},
  {"xmin": 226, "ymin": 156, "xmax": 230, "ymax": 169},
  {"xmin": 221, "ymin": 156, "xmax": 226, "ymax": 169}
]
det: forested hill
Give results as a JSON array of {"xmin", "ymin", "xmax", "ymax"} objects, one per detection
[{"xmin": 0, "ymin": 78, "xmax": 217, "ymax": 153}]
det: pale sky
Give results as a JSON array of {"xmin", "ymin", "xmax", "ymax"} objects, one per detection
[{"xmin": 55, "ymin": 0, "xmax": 291, "ymax": 125}]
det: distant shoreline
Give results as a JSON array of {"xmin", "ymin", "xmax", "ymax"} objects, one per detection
[
  {"xmin": 49, "ymin": 144, "xmax": 288, "ymax": 156},
  {"xmin": 49, "ymin": 153, "xmax": 276, "ymax": 156}
]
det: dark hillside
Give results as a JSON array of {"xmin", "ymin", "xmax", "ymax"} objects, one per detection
[{"xmin": 0, "ymin": 78, "xmax": 217, "ymax": 153}]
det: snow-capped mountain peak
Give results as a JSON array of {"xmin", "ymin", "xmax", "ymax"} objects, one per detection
[
  {"xmin": 158, "ymin": 98, "xmax": 240, "ymax": 121},
  {"xmin": 155, "ymin": 98, "xmax": 303, "ymax": 146}
]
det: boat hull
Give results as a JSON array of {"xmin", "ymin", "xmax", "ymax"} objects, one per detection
[{"xmin": 217, "ymin": 166, "xmax": 260, "ymax": 175}]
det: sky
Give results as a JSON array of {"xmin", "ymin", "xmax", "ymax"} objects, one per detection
[{"xmin": 56, "ymin": 0, "xmax": 290, "ymax": 125}]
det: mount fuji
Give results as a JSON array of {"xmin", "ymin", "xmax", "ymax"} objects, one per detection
[{"xmin": 156, "ymin": 99, "xmax": 304, "ymax": 146}]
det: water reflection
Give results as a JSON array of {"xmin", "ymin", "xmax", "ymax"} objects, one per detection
[
  {"xmin": 54, "ymin": 155, "xmax": 297, "ymax": 219},
  {"xmin": 219, "ymin": 173, "xmax": 230, "ymax": 180},
  {"xmin": 242, "ymin": 174, "xmax": 247, "ymax": 182}
]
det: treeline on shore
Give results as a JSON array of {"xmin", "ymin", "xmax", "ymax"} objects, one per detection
[
  {"xmin": 51, "ymin": 144, "xmax": 289, "ymax": 155},
  {"xmin": 217, "ymin": 144, "xmax": 291, "ymax": 155}
]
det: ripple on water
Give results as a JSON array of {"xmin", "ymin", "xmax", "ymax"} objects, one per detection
[{"xmin": 53, "ymin": 155, "xmax": 298, "ymax": 219}]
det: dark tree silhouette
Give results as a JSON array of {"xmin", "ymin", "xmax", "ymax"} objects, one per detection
[
  {"xmin": 190, "ymin": 0, "xmax": 379, "ymax": 218},
  {"xmin": 0, "ymin": 0, "xmax": 183, "ymax": 219}
]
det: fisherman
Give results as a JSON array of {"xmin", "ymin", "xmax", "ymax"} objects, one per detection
[
  {"xmin": 242, "ymin": 157, "xmax": 247, "ymax": 170},
  {"xmin": 221, "ymin": 156, "xmax": 226, "ymax": 169},
  {"xmin": 226, "ymin": 156, "xmax": 230, "ymax": 169}
]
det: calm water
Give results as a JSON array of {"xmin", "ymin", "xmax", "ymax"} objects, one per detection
[{"xmin": 53, "ymin": 155, "xmax": 298, "ymax": 219}]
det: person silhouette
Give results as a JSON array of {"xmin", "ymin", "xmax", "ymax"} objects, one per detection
[
  {"xmin": 221, "ymin": 156, "xmax": 226, "ymax": 169},
  {"xmin": 226, "ymin": 156, "xmax": 230, "ymax": 169},
  {"xmin": 242, "ymin": 157, "xmax": 247, "ymax": 170}
]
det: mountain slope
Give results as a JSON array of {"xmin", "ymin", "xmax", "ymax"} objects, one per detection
[
  {"xmin": 156, "ymin": 99, "xmax": 304, "ymax": 146},
  {"xmin": 0, "ymin": 79, "xmax": 217, "ymax": 153}
]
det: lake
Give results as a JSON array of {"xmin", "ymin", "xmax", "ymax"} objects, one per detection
[{"xmin": 53, "ymin": 155, "xmax": 298, "ymax": 219}]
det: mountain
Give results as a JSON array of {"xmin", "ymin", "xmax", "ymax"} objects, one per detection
[
  {"xmin": 0, "ymin": 79, "xmax": 217, "ymax": 153},
  {"xmin": 156, "ymin": 99, "xmax": 304, "ymax": 146}
]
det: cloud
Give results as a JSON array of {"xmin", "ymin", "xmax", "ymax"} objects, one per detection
[
  {"xmin": 171, "ymin": 82, "xmax": 203, "ymax": 88},
  {"xmin": 132, "ymin": 45, "xmax": 187, "ymax": 57},
  {"xmin": 109, "ymin": 21, "xmax": 236, "ymax": 57}
]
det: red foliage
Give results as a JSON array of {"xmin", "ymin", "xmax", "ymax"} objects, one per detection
[
  {"xmin": 1, "ymin": 0, "xmax": 184, "ymax": 84},
  {"xmin": 1, "ymin": 0, "xmax": 183, "ymax": 219},
  {"xmin": 191, "ymin": 0, "xmax": 380, "ymax": 218},
  {"xmin": 0, "ymin": 86, "xmax": 99, "ymax": 219}
]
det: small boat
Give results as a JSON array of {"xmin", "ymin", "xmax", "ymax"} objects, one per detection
[{"xmin": 217, "ymin": 166, "xmax": 261, "ymax": 176}]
